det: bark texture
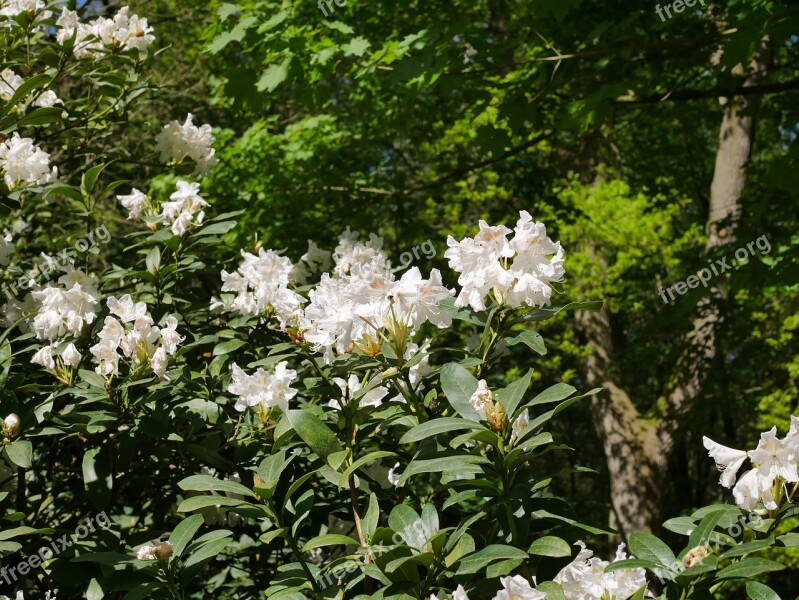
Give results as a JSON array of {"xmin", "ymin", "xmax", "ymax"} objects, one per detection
[{"xmin": 575, "ymin": 42, "xmax": 770, "ymax": 539}]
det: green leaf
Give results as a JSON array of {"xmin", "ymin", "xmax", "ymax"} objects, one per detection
[
  {"xmin": 528, "ymin": 536, "xmax": 572, "ymax": 557},
  {"xmin": 505, "ymin": 330, "xmax": 547, "ymax": 355},
  {"xmin": 168, "ymin": 515, "xmax": 204, "ymax": 559},
  {"xmin": 177, "ymin": 495, "xmax": 245, "ymax": 512},
  {"xmin": 529, "ymin": 383, "xmax": 576, "ymax": 406},
  {"xmin": 396, "ymin": 454, "xmax": 489, "ymax": 486},
  {"xmin": 495, "ymin": 369, "xmax": 533, "ymax": 418},
  {"xmin": 688, "ymin": 508, "xmax": 728, "ymax": 548},
  {"xmin": 257, "ymin": 61, "xmax": 290, "ymax": 92},
  {"xmin": 440, "ymin": 363, "xmax": 480, "ymax": 421},
  {"xmin": 746, "ymin": 582, "xmax": 780, "ymax": 600},
  {"xmin": 213, "ymin": 339, "xmax": 247, "ymax": 356},
  {"xmin": 716, "ymin": 557, "xmax": 785, "ymax": 580},
  {"xmin": 343, "ymin": 37, "xmax": 371, "ymax": 57},
  {"xmin": 302, "ymin": 534, "xmax": 360, "ymax": 552},
  {"xmin": 285, "ymin": 410, "xmax": 343, "ymax": 460},
  {"xmin": 17, "ymin": 106, "xmax": 63, "ymax": 127},
  {"xmin": 338, "ymin": 451, "xmax": 398, "ymax": 488},
  {"xmin": 178, "ymin": 474, "xmax": 255, "ymax": 497},
  {"xmin": 455, "ymin": 544, "xmax": 528, "ymax": 574},
  {"xmin": 399, "ymin": 418, "xmax": 485, "ymax": 444},
  {"xmin": 81, "ymin": 163, "xmax": 108, "ymax": 196},
  {"xmin": 628, "ymin": 532, "xmax": 677, "ymax": 570},
  {"xmin": 363, "ymin": 494, "xmax": 379, "ymax": 538},
  {"xmin": 183, "ymin": 536, "xmax": 233, "ymax": 568},
  {"xmin": 4, "ymin": 440, "xmax": 31, "ymax": 468}
]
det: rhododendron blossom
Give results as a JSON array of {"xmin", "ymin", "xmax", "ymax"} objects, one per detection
[
  {"xmin": 0, "ymin": 133, "xmax": 56, "ymax": 188},
  {"xmin": 56, "ymin": 6, "xmax": 155, "ymax": 59},
  {"xmin": 155, "ymin": 113, "xmax": 218, "ymax": 175},
  {"xmin": 228, "ymin": 361, "xmax": 298, "ymax": 413},
  {"xmin": 704, "ymin": 419, "xmax": 799, "ymax": 511},
  {"xmin": 445, "ymin": 211, "xmax": 564, "ymax": 311},
  {"xmin": 554, "ymin": 541, "xmax": 648, "ymax": 599}
]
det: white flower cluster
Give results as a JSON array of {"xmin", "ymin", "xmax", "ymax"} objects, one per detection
[
  {"xmin": 220, "ymin": 247, "xmax": 306, "ymax": 324},
  {"xmin": 445, "ymin": 210, "xmax": 564, "ymax": 311},
  {"xmin": 302, "ymin": 231, "xmax": 453, "ymax": 363},
  {"xmin": 155, "ymin": 113, "xmax": 219, "ymax": 176},
  {"xmin": 56, "ymin": 6, "xmax": 155, "ymax": 59},
  {"xmin": 218, "ymin": 230, "xmax": 454, "ymax": 364},
  {"xmin": 0, "ymin": 0, "xmax": 49, "ymax": 19},
  {"xmin": 30, "ymin": 269, "xmax": 99, "ymax": 342},
  {"xmin": 0, "ymin": 69, "xmax": 62, "ymax": 107},
  {"xmin": 228, "ymin": 361, "xmax": 298, "ymax": 413},
  {"xmin": 554, "ymin": 541, "xmax": 648, "ymax": 599},
  {"xmin": 0, "ymin": 133, "xmax": 57, "ymax": 189},
  {"xmin": 117, "ymin": 181, "xmax": 208, "ymax": 236},
  {"xmin": 160, "ymin": 180, "xmax": 208, "ymax": 236},
  {"xmin": 704, "ymin": 418, "xmax": 799, "ymax": 511},
  {"xmin": 89, "ymin": 295, "xmax": 183, "ymax": 379},
  {"xmin": 431, "ymin": 544, "xmax": 646, "ymax": 600}
]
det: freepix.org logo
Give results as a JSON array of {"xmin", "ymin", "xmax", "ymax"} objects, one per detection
[{"xmin": 0, "ymin": 512, "xmax": 111, "ymax": 585}]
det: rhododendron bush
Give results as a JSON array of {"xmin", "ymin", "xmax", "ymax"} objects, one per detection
[{"xmin": 0, "ymin": 3, "xmax": 796, "ymax": 600}]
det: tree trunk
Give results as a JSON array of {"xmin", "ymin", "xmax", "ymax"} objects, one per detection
[{"xmin": 575, "ymin": 41, "xmax": 770, "ymax": 539}]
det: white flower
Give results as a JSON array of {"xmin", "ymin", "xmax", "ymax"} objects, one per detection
[
  {"xmin": 30, "ymin": 272, "xmax": 99, "ymax": 341},
  {"xmin": 135, "ymin": 545, "xmax": 156, "ymax": 560},
  {"xmin": 493, "ymin": 575, "xmax": 545, "ymax": 600},
  {"xmin": 554, "ymin": 541, "xmax": 647, "ymax": 600},
  {"xmin": 445, "ymin": 212, "xmax": 565, "ymax": 311},
  {"xmin": 159, "ymin": 315, "xmax": 183, "ymax": 355},
  {"xmin": 219, "ymin": 247, "xmax": 306, "ymax": 324},
  {"xmin": 0, "ymin": 133, "xmax": 56, "ymax": 189},
  {"xmin": 0, "ymin": 233, "xmax": 12, "ymax": 266},
  {"xmin": 705, "ymin": 423, "xmax": 799, "ymax": 512},
  {"xmin": 160, "ymin": 180, "xmax": 209, "ymax": 236},
  {"xmin": 388, "ymin": 462, "xmax": 402, "ymax": 487},
  {"xmin": 34, "ymin": 90, "xmax": 62, "ymax": 108},
  {"xmin": 150, "ymin": 347, "xmax": 168, "ymax": 378},
  {"xmin": 90, "ymin": 339, "xmax": 120, "ymax": 376},
  {"xmin": 510, "ymin": 410, "xmax": 529, "ymax": 444},
  {"xmin": 57, "ymin": 6, "xmax": 154, "ymax": 58},
  {"xmin": 31, "ymin": 344, "xmax": 55, "ymax": 370},
  {"xmin": 107, "ymin": 295, "xmax": 148, "ymax": 323},
  {"xmin": 749, "ymin": 427, "xmax": 799, "ymax": 485},
  {"xmin": 61, "ymin": 343, "xmax": 82, "ymax": 368},
  {"xmin": 327, "ymin": 374, "xmax": 389, "ymax": 410},
  {"xmin": 301, "ymin": 239, "xmax": 332, "ymax": 274},
  {"xmin": 117, "ymin": 188, "xmax": 150, "ymax": 220},
  {"xmin": 228, "ymin": 361, "xmax": 297, "ymax": 413},
  {"xmin": 155, "ymin": 114, "xmax": 218, "ymax": 175},
  {"xmin": 0, "ymin": 69, "xmax": 23, "ymax": 100},
  {"xmin": 469, "ymin": 379, "xmax": 493, "ymax": 418},
  {"xmin": 1, "ymin": 0, "xmax": 46, "ymax": 17},
  {"xmin": 391, "ymin": 267, "xmax": 454, "ymax": 329},
  {"xmin": 332, "ymin": 227, "xmax": 390, "ymax": 276}
]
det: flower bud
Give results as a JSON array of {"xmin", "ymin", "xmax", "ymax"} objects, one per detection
[
  {"xmin": 682, "ymin": 544, "xmax": 710, "ymax": 568},
  {"xmin": 486, "ymin": 400, "xmax": 507, "ymax": 433},
  {"xmin": 153, "ymin": 541, "xmax": 174, "ymax": 561},
  {"xmin": 2, "ymin": 413, "xmax": 20, "ymax": 440}
]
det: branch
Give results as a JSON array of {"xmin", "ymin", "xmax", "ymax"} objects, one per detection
[{"xmin": 613, "ymin": 77, "xmax": 799, "ymax": 105}]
